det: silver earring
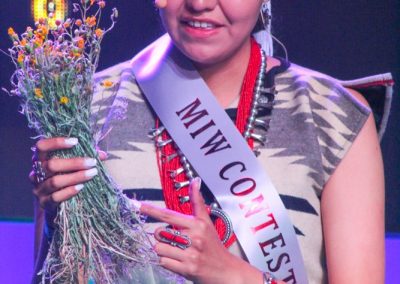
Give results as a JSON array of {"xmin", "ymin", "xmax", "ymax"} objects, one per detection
[{"xmin": 260, "ymin": 1, "xmax": 271, "ymax": 30}]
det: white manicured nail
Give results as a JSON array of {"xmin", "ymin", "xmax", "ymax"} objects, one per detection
[
  {"xmin": 84, "ymin": 158, "xmax": 97, "ymax": 167},
  {"xmin": 84, "ymin": 168, "xmax": 98, "ymax": 178},
  {"xmin": 65, "ymin": 138, "xmax": 78, "ymax": 146},
  {"xmin": 75, "ymin": 184, "xmax": 84, "ymax": 192}
]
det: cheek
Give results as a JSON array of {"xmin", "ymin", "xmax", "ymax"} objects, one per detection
[
  {"xmin": 220, "ymin": 1, "xmax": 261, "ymax": 30},
  {"xmin": 159, "ymin": 3, "xmax": 181, "ymax": 32}
]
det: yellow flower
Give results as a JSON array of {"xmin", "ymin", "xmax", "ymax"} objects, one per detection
[
  {"xmin": 94, "ymin": 28, "xmax": 103, "ymax": 38},
  {"xmin": 34, "ymin": 88, "xmax": 43, "ymax": 99},
  {"xmin": 59, "ymin": 96, "xmax": 69, "ymax": 104},
  {"xmin": 101, "ymin": 80, "xmax": 114, "ymax": 88}
]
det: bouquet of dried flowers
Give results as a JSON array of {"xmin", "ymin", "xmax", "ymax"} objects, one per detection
[{"xmin": 3, "ymin": 1, "xmax": 166, "ymax": 283}]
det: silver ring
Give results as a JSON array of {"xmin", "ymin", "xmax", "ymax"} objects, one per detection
[{"xmin": 33, "ymin": 161, "xmax": 46, "ymax": 184}]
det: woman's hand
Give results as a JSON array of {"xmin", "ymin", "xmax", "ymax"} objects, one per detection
[
  {"xmin": 30, "ymin": 137, "xmax": 106, "ymax": 219},
  {"xmin": 140, "ymin": 178, "xmax": 264, "ymax": 284}
]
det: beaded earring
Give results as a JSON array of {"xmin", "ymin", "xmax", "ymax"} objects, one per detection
[{"xmin": 260, "ymin": 1, "xmax": 272, "ymax": 31}]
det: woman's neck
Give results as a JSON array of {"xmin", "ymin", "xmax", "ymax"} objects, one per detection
[{"xmin": 194, "ymin": 39, "xmax": 252, "ymax": 108}]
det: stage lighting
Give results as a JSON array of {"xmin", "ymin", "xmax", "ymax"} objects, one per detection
[{"xmin": 32, "ymin": 0, "xmax": 68, "ymax": 28}]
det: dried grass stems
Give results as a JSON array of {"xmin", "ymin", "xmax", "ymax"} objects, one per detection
[{"xmin": 3, "ymin": 1, "xmax": 171, "ymax": 282}]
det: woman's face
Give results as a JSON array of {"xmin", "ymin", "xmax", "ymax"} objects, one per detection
[{"xmin": 159, "ymin": 0, "xmax": 263, "ymax": 66}]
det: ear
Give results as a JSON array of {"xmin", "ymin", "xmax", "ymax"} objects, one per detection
[{"xmin": 154, "ymin": 0, "xmax": 168, "ymax": 9}]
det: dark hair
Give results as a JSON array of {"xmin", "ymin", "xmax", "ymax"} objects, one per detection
[{"xmin": 252, "ymin": 17, "xmax": 264, "ymax": 34}]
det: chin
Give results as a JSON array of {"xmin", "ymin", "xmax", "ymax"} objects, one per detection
[{"xmin": 178, "ymin": 43, "xmax": 229, "ymax": 67}]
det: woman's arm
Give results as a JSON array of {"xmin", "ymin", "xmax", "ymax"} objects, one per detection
[
  {"xmin": 321, "ymin": 90, "xmax": 385, "ymax": 283},
  {"xmin": 32, "ymin": 203, "xmax": 50, "ymax": 283}
]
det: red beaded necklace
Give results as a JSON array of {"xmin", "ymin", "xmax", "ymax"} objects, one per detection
[{"xmin": 155, "ymin": 39, "xmax": 262, "ymax": 248}]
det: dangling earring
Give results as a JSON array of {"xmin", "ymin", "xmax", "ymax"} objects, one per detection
[
  {"xmin": 257, "ymin": 0, "xmax": 289, "ymax": 60},
  {"xmin": 254, "ymin": 1, "xmax": 274, "ymax": 56},
  {"xmin": 260, "ymin": 1, "xmax": 271, "ymax": 31},
  {"xmin": 154, "ymin": 0, "xmax": 168, "ymax": 9}
]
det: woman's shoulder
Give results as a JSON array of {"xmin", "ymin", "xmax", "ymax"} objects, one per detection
[
  {"xmin": 94, "ymin": 60, "xmax": 134, "ymax": 84},
  {"xmin": 275, "ymin": 62, "xmax": 372, "ymax": 118},
  {"xmin": 276, "ymin": 62, "xmax": 393, "ymax": 138},
  {"xmin": 92, "ymin": 59, "xmax": 143, "ymax": 105}
]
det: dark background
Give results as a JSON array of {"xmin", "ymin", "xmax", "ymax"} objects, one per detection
[{"xmin": 0, "ymin": 1, "xmax": 398, "ymax": 232}]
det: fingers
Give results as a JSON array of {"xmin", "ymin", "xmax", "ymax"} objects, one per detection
[
  {"xmin": 30, "ymin": 156, "xmax": 98, "ymax": 187},
  {"xmin": 154, "ymin": 241, "xmax": 186, "ymax": 262},
  {"xmin": 158, "ymin": 257, "xmax": 186, "ymax": 276},
  {"xmin": 34, "ymin": 168, "xmax": 98, "ymax": 210},
  {"xmin": 189, "ymin": 178, "xmax": 209, "ymax": 220},
  {"xmin": 45, "ymin": 157, "xmax": 97, "ymax": 174},
  {"xmin": 140, "ymin": 203, "xmax": 194, "ymax": 229},
  {"xmin": 35, "ymin": 137, "xmax": 79, "ymax": 161},
  {"xmin": 40, "ymin": 184, "xmax": 84, "ymax": 210},
  {"xmin": 97, "ymin": 149, "xmax": 108, "ymax": 161},
  {"xmin": 39, "ymin": 168, "xmax": 98, "ymax": 195}
]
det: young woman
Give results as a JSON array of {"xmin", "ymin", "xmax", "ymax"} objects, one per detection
[{"xmin": 32, "ymin": 1, "xmax": 389, "ymax": 283}]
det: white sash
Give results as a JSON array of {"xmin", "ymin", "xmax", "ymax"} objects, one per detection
[{"xmin": 131, "ymin": 34, "xmax": 308, "ymax": 284}]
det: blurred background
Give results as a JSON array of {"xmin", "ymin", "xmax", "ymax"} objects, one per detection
[{"xmin": 0, "ymin": 0, "xmax": 398, "ymax": 283}]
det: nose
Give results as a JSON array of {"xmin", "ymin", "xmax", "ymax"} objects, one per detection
[{"xmin": 185, "ymin": 0, "xmax": 218, "ymax": 12}]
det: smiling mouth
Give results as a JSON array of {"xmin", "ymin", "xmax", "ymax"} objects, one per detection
[{"xmin": 183, "ymin": 20, "xmax": 218, "ymax": 30}]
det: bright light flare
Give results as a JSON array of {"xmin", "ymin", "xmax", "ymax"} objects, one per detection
[{"xmin": 32, "ymin": 0, "xmax": 68, "ymax": 28}]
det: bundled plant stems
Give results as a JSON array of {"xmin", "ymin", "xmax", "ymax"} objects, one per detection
[{"xmin": 3, "ymin": 1, "xmax": 174, "ymax": 283}]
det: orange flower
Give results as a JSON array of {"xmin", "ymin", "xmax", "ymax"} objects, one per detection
[
  {"xmin": 20, "ymin": 38, "xmax": 27, "ymax": 47},
  {"xmin": 34, "ymin": 88, "xmax": 43, "ymax": 99},
  {"xmin": 76, "ymin": 37, "xmax": 85, "ymax": 49},
  {"xmin": 35, "ymin": 26, "xmax": 48, "ymax": 38},
  {"xmin": 85, "ymin": 16, "xmax": 96, "ymax": 27},
  {"xmin": 59, "ymin": 96, "xmax": 69, "ymax": 104},
  {"xmin": 94, "ymin": 28, "xmax": 103, "ymax": 38},
  {"xmin": 34, "ymin": 37, "xmax": 43, "ymax": 47},
  {"xmin": 90, "ymin": 0, "xmax": 95, "ymax": 5},
  {"xmin": 17, "ymin": 53, "xmax": 25, "ymax": 64},
  {"xmin": 75, "ymin": 19, "xmax": 82, "ymax": 27},
  {"xmin": 63, "ymin": 22, "xmax": 71, "ymax": 29},
  {"xmin": 101, "ymin": 80, "xmax": 114, "ymax": 88},
  {"xmin": 8, "ymin": 27, "xmax": 16, "ymax": 36}
]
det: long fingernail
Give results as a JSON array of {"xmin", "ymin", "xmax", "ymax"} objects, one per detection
[
  {"xmin": 75, "ymin": 184, "xmax": 84, "ymax": 192},
  {"xmin": 84, "ymin": 158, "xmax": 97, "ymax": 167},
  {"xmin": 193, "ymin": 177, "xmax": 201, "ymax": 188},
  {"xmin": 84, "ymin": 168, "xmax": 98, "ymax": 178},
  {"xmin": 65, "ymin": 138, "xmax": 78, "ymax": 146}
]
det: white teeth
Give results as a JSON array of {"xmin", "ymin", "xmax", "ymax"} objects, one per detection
[{"xmin": 187, "ymin": 21, "xmax": 215, "ymax": 29}]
